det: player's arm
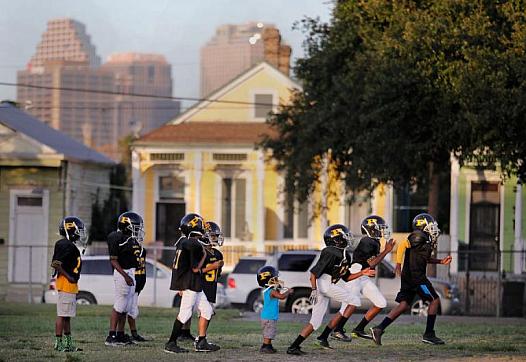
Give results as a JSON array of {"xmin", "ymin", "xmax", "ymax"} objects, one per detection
[
  {"xmin": 270, "ymin": 289, "xmax": 292, "ymax": 300},
  {"xmin": 190, "ymin": 242, "xmax": 207, "ymax": 273},
  {"xmin": 108, "ymin": 236, "xmax": 134, "ymax": 286},
  {"xmin": 50, "ymin": 244, "xmax": 76, "ymax": 283},
  {"xmin": 51, "ymin": 261, "xmax": 76, "ymax": 283},
  {"xmin": 395, "ymin": 239, "xmax": 410, "ymax": 276},
  {"xmin": 367, "ymin": 238, "xmax": 396, "ymax": 268},
  {"xmin": 344, "ymin": 265, "xmax": 376, "ymax": 282},
  {"xmin": 429, "ymin": 255, "xmax": 452, "ymax": 265}
]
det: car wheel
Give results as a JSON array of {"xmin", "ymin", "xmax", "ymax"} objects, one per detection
[
  {"xmin": 76, "ymin": 292, "xmax": 96, "ymax": 305},
  {"xmin": 290, "ymin": 291, "xmax": 313, "ymax": 315},
  {"xmin": 247, "ymin": 290, "xmax": 263, "ymax": 312},
  {"xmin": 410, "ymin": 299, "xmax": 429, "ymax": 317}
]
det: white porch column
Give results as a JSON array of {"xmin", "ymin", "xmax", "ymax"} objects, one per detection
[
  {"xmin": 449, "ymin": 156, "xmax": 460, "ymax": 274},
  {"xmin": 194, "ymin": 152, "xmax": 202, "ymax": 214},
  {"xmin": 131, "ymin": 149, "xmax": 144, "ymax": 216},
  {"xmin": 514, "ymin": 183, "xmax": 523, "ymax": 274},
  {"xmin": 256, "ymin": 153, "xmax": 265, "ymax": 252}
]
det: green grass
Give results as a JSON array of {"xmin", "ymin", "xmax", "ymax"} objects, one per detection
[{"xmin": 1, "ymin": 303, "xmax": 525, "ymax": 361}]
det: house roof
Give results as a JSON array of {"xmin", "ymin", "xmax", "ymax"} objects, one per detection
[
  {"xmin": 170, "ymin": 61, "xmax": 302, "ymax": 125},
  {"xmin": 0, "ymin": 102, "xmax": 114, "ymax": 165},
  {"xmin": 136, "ymin": 122, "xmax": 276, "ymax": 145}
]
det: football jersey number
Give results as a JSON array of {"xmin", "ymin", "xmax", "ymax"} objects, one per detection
[
  {"xmin": 205, "ymin": 266, "xmax": 216, "ymax": 282},
  {"xmin": 73, "ymin": 257, "xmax": 81, "ymax": 274},
  {"xmin": 173, "ymin": 250, "xmax": 182, "ymax": 270}
]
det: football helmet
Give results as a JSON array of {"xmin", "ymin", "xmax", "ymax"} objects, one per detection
[
  {"xmin": 117, "ymin": 211, "xmax": 145, "ymax": 243},
  {"xmin": 256, "ymin": 265, "xmax": 283, "ymax": 289},
  {"xmin": 412, "ymin": 213, "xmax": 440, "ymax": 243},
  {"xmin": 361, "ymin": 215, "xmax": 391, "ymax": 240},
  {"xmin": 204, "ymin": 221, "xmax": 224, "ymax": 247},
  {"xmin": 323, "ymin": 224, "xmax": 351, "ymax": 248},
  {"xmin": 59, "ymin": 216, "xmax": 88, "ymax": 247},
  {"xmin": 179, "ymin": 213, "xmax": 205, "ymax": 238}
]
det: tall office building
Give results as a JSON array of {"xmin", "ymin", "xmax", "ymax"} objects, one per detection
[
  {"xmin": 200, "ymin": 22, "xmax": 291, "ymax": 97},
  {"xmin": 18, "ymin": 19, "xmax": 113, "ymax": 147},
  {"xmin": 101, "ymin": 53, "xmax": 180, "ymax": 137}
]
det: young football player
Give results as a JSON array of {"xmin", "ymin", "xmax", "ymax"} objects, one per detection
[
  {"xmin": 127, "ymin": 245, "xmax": 147, "ymax": 342},
  {"xmin": 287, "ymin": 224, "xmax": 375, "ymax": 355},
  {"xmin": 257, "ymin": 265, "xmax": 293, "ymax": 354},
  {"xmin": 370, "ymin": 213, "xmax": 452, "ymax": 346},
  {"xmin": 105, "ymin": 211, "xmax": 144, "ymax": 346},
  {"xmin": 51, "ymin": 216, "xmax": 87, "ymax": 352},
  {"xmin": 199, "ymin": 221, "xmax": 225, "ymax": 314},
  {"xmin": 164, "ymin": 213, "xmax": 217, "ymax": 354},
  {"xmin": 331, "ymin": 215, "xmax": 395, "ymax": 341}
]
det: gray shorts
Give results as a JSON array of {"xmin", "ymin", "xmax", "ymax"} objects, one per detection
[
  {"xmin": 57, "ymin": 291, "xmax": 76, "ymax": 317},
  {"xmin": 261, "ymin": 319, "xmax": 277, "ymax": 339}
]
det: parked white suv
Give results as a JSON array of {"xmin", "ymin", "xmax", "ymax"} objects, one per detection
[
  {"xmin": 43, "ymin": 255, "xmax": 229, "ymax": 308},
  {"xmin": 226, "ymin": 250, "xmax": 460, "ymax": 315}
]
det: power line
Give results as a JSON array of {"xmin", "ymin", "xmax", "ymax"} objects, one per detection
[{"xmin": 0, "ymin": 81, "xmax": 288, "ymax": 108}]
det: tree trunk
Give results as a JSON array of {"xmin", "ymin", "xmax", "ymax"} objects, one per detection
[{"xmin": 427, "ymin": 162, "xmax": 440, "ymax": 218}]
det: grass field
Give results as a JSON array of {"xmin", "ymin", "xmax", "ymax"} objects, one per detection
[{"xmin": 1, "ymin": 303, "xmax": 525, "ymax": 361}]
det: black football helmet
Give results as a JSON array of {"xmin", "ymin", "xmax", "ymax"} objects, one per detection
[
  {"xmin": 204, "ymin": 221, "xmax": 224, "ymax": 247},
  {"xmin": 256, "ymin": 265, "xmax": 282, "ymax": 288},
  {"xmin": 361, "ymin": 215, "xmax": 391, "ymax": 240},
  {"xmin": 117, "ymin": 211, "xmax": 144, "ymax": 243},
  {"xmin": 412, "ymin": 213, "xmax": 440, "ymax": 243},
  {"xmin": 59, "ymin": 216, "xmax": 88, "ymax": 246},
  {"xmin": 180, "ymin": 213, "xmax": 205, "ymax": 237},
  {"xmin": 323, "ymin": 224, "xmax": 351, "ymax": 248}
]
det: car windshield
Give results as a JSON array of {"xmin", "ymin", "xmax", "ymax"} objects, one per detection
[
  {"xmin": 232, "ymin": 259, "xmax": 266, "ymax": 274},
  {"xmin": 81, "ymin": 259, "xmax": 113, "ymax": 275},
  {"xmin": 278, "ymin": 254, "xmax": 316, "ymax": 272}
]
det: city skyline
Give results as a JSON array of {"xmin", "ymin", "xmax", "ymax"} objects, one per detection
[{"xmin": 0, "ymin": 0, "xmax": 333, "ymax": 107}]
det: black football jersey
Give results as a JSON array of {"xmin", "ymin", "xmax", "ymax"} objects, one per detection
[
  {"xmin": 170, "ymin": 237, "xmax": 205, "ymax": 292},
  {"xmin": 310, "ymin": 246, "xmax": 352, "ymax": 283},
  {"xmin": 134, "ymin": 247, "xmax": 147, "ymax": 294},
  {"xmin": 107, "ymin": 231, "xmax": 141, "ymax": 269},
  {"xmin": 51, "ymin": 238, "xmax": 82, "ymax": 282},
  {"xmin": 401, "ymin": 230, "xmax": 433, "ymax": 285},
  {"xmin": 352, "ymin": 236, "xmax": 381, "ymax": 270},
  {"xmin": 201, "ymin": 248, "xmax": 223, "ymax": 303}
]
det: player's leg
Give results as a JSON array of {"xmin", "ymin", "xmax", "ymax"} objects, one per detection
[
  {"xmin": 127, "ymin": 292, "xmax": 146, "ymax": 342},
  {"xmin": 54, "ymin": 316, "xmax": 64, "ymax": 351},
  {"xmin": 107, "ymin": 269, "xmax": 130, "ymax": 346},
  {"xmin": 260, "ymin": 320, "xmax": 277, "ymax": 354},
  {"xmin": 370, "ymin": 288, "xmax": 413, "ymax": 345},
  {"xmin": 165, "ymin": 290, "xmax": 196, "ymax": 353},
  {"xmin": 287, "ymin": 289, "xmax": 330, "ymax": 355},
  {"xmin": 332, "ymin": 278, "xmax": 362, "ymax": 340},
  {"xmin": 317, "ymin": 280, "xmax": 360, "ymax": 346},
  {"xmin": 194, "ymin": 292, "xmax": 219, "ymax": 352},
  {"xmin": 417, "ymin": 282, "xmax": 444, "ymax": 345},
  {"xmin": 179, "ymin": 319, "xmax": 194, "ymax": 341},
  {"xmin": 351, "ymin": 279, "xmax": 386, "ymax": 339},
  {"xmin": 61, "ymin": 292, "xmax": 80, "ymax": 352}
]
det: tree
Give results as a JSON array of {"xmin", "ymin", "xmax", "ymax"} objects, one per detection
[{"xmin": 261, "ymin": 0, "xmax": 526, "ymax": 219}]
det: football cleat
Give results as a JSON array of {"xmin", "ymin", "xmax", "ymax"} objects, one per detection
[
  {"xmin": 177, "ymin": 331, "xmax": 196, "ymax": 342},
  {"xmin": 118, "ymin": 334, "xmax": 135, "ymax": 345},
  {"xmin": 63, "ymin": 335, "xmax": 82, "ymax": 352},
  {"xmin": 316, "ymin": 337, "xmax": 333, "ymax": 349},
  {"xmin": 259, "ymin": 345, "xmax": 277, "ymax": 354},
  {"xmin": 131, "ymin": 333, "xmax": 148, "ymax": 342},
  {"xmin": 330, "ymin": 330, "xmax": 352, "ymax": 342},
  {"xmin": 105, "ymin": 335, "xmax": 122, "ymax": 347},
  {"xmin": 370, "ymin": 327, "xmax": 383, "ymax": 346},
  {"xmin": 351, "ymin": 329, "xmax": 373, "ymax": 340},
  {"xmin": 54, "ymin": 337, "xmax": 64, "ymax": 351},
  {"xmin": 287, "ymin": 346, "xmax": 306, "ymax": 355},
  {"xmin": 195, "ymin": 337, "xmax": 220, "ymax": 352},
  {"xmin": 164, "ymin": 341, "xmax": 189, "ymax": 353},
  {"xmin": 422, "ymin": 332, "xmax": 445, "ymax": 345}
]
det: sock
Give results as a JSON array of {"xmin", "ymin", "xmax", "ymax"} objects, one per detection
[
  {"xmin": 335, "ymin": 316, "xmax": 349, "ymax": 332},
  {"xmin": 181, "ymin": 328, "xmax": 192, "ymax": 337},
  {"xmin": 116, "ymin": 331, "xmax": 124, "ymax": 339},
  {"xmin": 377, "ymin": 317, "xmax": 393, "ymax": 331},
  {"xmin": 56, "ymin": 334, "xmax": 62, "ymax": 338},
  {"xmin": 131, "ymin": 329, "xmax": 138, "ymax": 337},
  {"xmin": 425, "ymin": 314, "xmax": 437, "ymax": 334},
  {"xmin": 290, "ymin": 335, "xmax": 305, "ymax": 349},
  {"xmin": 197, "ymin": 335, "xmax": 206, "ymax": 342},
  {"xmin": 108, "ymin": 330, "xmax": 116, "ymax": 338},
  {"xmin": 355, "ymin": 316, "xmax": 370, "ymax": 331},
  {"xmin": 318, "ymin": 325, "xmax": 332, "ymax": 340},
  {"xmin": 169, "ymin": 320, "xmax": 183, "ymax": 343}
]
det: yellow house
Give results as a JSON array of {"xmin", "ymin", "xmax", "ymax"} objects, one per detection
[{"xmin": 131, "ymin": 62, "xmax": 381, "ymax": 266}]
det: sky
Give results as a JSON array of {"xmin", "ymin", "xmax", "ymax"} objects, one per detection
[{"xmin": 0, "ymin": 0, "xmax": 333, "ymax": 105}]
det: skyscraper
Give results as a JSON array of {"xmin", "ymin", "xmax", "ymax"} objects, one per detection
[
  {"xmin": 101, "ymin": 53, "xmax": 180, "ymax": 137},
  {"xmin": 17, "ymin": 19, "xmax": 113, "ymax": 147},
  {"xmin": 200, "ymin": 22, "xmax": 291, "ymax": 97}
]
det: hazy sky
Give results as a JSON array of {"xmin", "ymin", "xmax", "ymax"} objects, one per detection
[{"xmin": 0, "ymin": 0, "xmax": 333, "ymax": 105}]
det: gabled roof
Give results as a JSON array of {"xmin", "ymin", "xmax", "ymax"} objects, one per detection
[
  {"xmin": 0, "ymin": 102, "xmax": 114, "ymax": 165},
  {"xmin": 136, "ymin": 122, "xmax": 276, "ymax": 146},
  {"xmin": 170, "ymin": 61, "xmax": 302, "ymax": 125}
]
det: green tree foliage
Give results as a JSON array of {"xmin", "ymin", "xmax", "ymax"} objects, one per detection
[{"xmin": 261, "ymin": 0, "xmax": 526, "ymax": 215}]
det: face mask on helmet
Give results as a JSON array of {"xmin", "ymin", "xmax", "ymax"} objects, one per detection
[
  {"xmin": 362, "ymin": 216, "xmax": 391, "ymax": 240},
  {"xmin": 61, "ymin": 218, "xmax": 88, "ymax": 247},
  {"xmin": 129, "ymin": 222, "xmax": 145, "ymax": 244}
]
